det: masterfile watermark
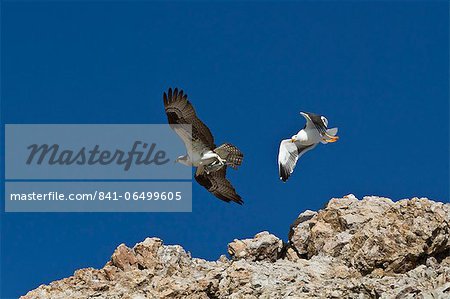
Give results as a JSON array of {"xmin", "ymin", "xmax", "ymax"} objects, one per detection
[
  {"xmin": 10, "ymin": 192, "xmax": 68, "ymax": 201},
  {"xmin": 26, "ymin": 141, "xmax": 170, "ymax": 171},
  {"xmin": 5, "ymin": 124, "xmax": 191, "ymax": 180},
  {"xmin": 9, "ymin": 191, "xmax": 183, "ymax": 201},
  {"xmin": 4, "ymin": 124, "xmax": 193, "ymax": 212},
  {"xmin": 5, "ymin": 182, "xmax": 192, "ymax": 212}
]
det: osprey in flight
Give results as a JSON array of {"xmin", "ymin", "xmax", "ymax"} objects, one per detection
[
  {"xmin": 163, "ymin": 88, "xmax": 244, "ymax": 204},
  {"xmin": 278, "ymin": 112, "xmax": 339, "ymax": 182}
]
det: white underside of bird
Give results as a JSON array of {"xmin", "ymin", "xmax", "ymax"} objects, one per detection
[
  {"xmin": 175, "ymin": 140, "xmax": 227, "ymax": 173},
  {"xmin": 278, "ymin": 112, "xmax": 339, "ymax": 182}
]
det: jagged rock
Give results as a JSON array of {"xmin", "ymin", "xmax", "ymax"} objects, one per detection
[
  {"xmin": 21, "ymin": 196, "xmax": 450, "ymax": 299},
  {"xmin": 289, "ymin": 195, "xmax": 450, "ymax": 274},
  {"xmin": 227, "ymin": 231, "xmax": 283, "ymax": 262},
  {"xmin": 110, "ymin": 244, "xmax": 138, "ymax": 271}
]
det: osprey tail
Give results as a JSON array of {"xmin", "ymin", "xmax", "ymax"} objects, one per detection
[{"xmin": 214, "ymin": 143, "xmax": 243, "ymax": 169}]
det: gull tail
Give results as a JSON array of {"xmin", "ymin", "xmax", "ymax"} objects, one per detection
[
  {"xmin": 327, "ymin": 127, "xmax": 338, "ymax": 136},
  {"xmin": 214, "ymin": 143, "xmax": 244, "ymax": 169},
  {"xmin": 321, "ymin": 127, "xmax": 339, "ymax": 144}
]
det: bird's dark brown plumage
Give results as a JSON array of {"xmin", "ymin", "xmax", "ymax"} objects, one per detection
[
  {"xmin": 163, "ymin": 87, "xmax": 215, "ymax": 149},
  {"xmin": 163, "ymin": 88, "xmax": 244, "ymax": 204},
  {"xmin": 195, "ymin": 167, "xmax": 243, "ymax": 205}
]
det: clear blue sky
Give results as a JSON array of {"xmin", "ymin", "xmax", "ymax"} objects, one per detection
[{"xmin": 1, "ymin": 1, "xmax": 448, "ymax": 298}]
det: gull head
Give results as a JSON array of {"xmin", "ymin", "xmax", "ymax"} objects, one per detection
[{"xmin": 291, "ymin": 135, "xmax": 297, "ymax": 143}]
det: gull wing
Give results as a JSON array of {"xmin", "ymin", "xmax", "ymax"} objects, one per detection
[{"xmin": 278, "ymin": 139, "xmax": 317, "ymax": 182}]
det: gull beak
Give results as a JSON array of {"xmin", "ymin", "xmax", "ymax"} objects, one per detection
[
  {"xmin": 291, "ymin": 138, "xmax": 296, "ymax": 143},
  {"xmin": 326, "ymin": 136, "xmax": 339, "ymax": 143}
]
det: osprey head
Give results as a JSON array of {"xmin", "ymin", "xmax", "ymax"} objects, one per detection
[{"xmin": 175, "ymin": 155, "xmax": 191, "ymax": 166}]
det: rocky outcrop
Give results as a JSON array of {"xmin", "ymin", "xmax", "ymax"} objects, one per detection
[
  {"xmin": 22, "ymin": 196, "xmax": 450, "ymax": 299},
  {"xmin": 289, "ymin": 195, "xmax": 450, "ymax": 274},
  {"xmin": 227, "ymin": 231, "xmax": 283, "ymax": 262}
]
